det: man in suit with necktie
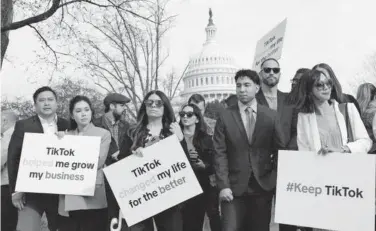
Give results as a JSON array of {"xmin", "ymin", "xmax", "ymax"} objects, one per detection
[
  {"xmin": 8, "ymin": 86, "xmax": 70, "ymax": 231},
  {"xmin": 213, "ymin": 69, "xmax": 285, "ymax": 231}
]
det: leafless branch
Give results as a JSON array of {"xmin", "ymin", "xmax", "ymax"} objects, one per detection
[{"xmin": 28, "ymin": 24, "xmax": 69, "ymax": 68}]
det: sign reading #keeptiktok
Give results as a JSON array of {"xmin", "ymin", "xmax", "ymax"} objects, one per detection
[
  {"xmin": 275, "ymin": 150, "xmax": 376, "ymax": 231},
  {"xmin": 103, "ymin": 134, "xmax": 203, "ymax": 227}
]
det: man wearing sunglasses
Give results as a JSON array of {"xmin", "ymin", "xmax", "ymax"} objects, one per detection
[{"xmin": 257, "ymin": 58, "xmax": 301, "ymax": 231}]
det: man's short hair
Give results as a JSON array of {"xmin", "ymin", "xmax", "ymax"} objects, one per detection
[
  {"xmin": 33, "ymin": 86, "xmax": 57, "ymax": 103},
  {"xmin": 260, "ymin": 58, "xmax": 280, "ymax": 68},
  {"xmin": 188, "ymin": 94, "xmax": 205, "ymax": 106},
  {"xmin": 234, "ymin": 69, "xmax": 260, "ymax": 85}
]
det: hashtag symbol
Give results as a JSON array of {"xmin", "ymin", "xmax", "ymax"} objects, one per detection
[{"xmin": 286, "ymin": 182, "xmax": 294, "ymax": 192}]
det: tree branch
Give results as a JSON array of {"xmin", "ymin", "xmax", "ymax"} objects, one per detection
[
  {"xmin": 28, "ymin": 24, "xmax": 69, "ymax": 68},
  {"xmin": 2, "ymin": 0, "xmax": 61, "ymax": 32}
]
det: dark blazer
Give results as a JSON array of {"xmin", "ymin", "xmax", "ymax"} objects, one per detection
[
  {"xmin": 7, "ymin": 115, "xmax": 69, "ymax": 194},
  {"xmin": 93, "ymin": 116, "xmax": 130, "ymax": 165},
  {"xmin": 213, "ymin": 103, "xmax": 285, "ymax": 196},
  {"xmin": 189, "ymin": 133, "xmax": 215, "ymax": 191},
  {"xmin": 256, "ymin": 90, "xmax": 297, "ymax": 149}
]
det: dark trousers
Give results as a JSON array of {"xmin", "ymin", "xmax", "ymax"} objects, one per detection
[
  {"xmin": 58, "ymin": 208, "xmax": 108, "ymax": 231},
  {"xmin": 205, "ymin": 186, "xmax": 221, "ymax": 231},
  {"xmin": 1, "ymin": 185, "xmax": 17, "ymax": 231},
  {"xmin": 16, "ymin": 193, "xmax": 58, "ymax": 231},
  {"xmin": 182, "ymin": 193, "xmax": 206, "ymax": 231},
  {"xmin": 221, "ymin": 193, "xmax": 273, "ymax": 231},
  {"xmin": 125, "ymin": 205, "xmax": 183, "ymax": 231}
]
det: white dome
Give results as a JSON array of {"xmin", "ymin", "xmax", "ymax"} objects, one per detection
[{"xmin": 180, "ymin": 9, "xmax": 237, "ymax": 102}]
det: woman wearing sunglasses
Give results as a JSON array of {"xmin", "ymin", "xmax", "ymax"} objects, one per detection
[
  {"xmin": 312, "ymin": 63, "xmax": 361, "ymax": 114},
  {"xmin": 108, "ymin": 90, "xmax": 187, "ymax": 231},
  {"xmin": 294, "ymin": 69, "xmax": 371, "ymax": 231},
  {"xmin": 178, "ymin": 103, "xmax": 214, "ymax": 231}
]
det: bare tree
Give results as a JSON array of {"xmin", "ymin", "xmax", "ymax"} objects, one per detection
[
  {"xmin": 0, "ymin": 0, "xmax": 152, "ymax": 68},
  {"xmin": 345, "ymin": 52, "xmax": 376, "ymax": 95},
  {"xmin": 74, "ymin": 0, "xmax": 176, "ymax": 119}
]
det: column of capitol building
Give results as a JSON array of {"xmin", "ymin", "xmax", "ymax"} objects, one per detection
[{"xmin": 176, "ymin": 9, "xmax": 238, "ymax": 106}]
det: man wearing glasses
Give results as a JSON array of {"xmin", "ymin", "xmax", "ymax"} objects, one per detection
[{"xmin": 257, "ymin": 58, "xmax": 306, "ymax": 231}]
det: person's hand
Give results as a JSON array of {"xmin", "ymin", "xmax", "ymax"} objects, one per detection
[
  {"xmin": 111, "ymin": 151, "xmax": 120, "ymax": 160},
  {"xmin": 55, "ymin": 130, "xmax": 67, "ymax": 139},
  {"xmin": 192, "ymin": 159, "xmax": 206, "ymax": 170},
  {"xmin": 132, "ymin": 147, "xmax": 143, "ymax": 157},
  {"xmin": 341, "ymin": 145, "xmax": 351, "ymax": 153},
  {"xmin": 219, "ymin": 188, "xmax": 233, "ymax": 202},
  {"xmin": 318, "ymin": 146, "xmax": 341, "ymax": 155},
  {"xmin": 169, "ymin": 122, "xmax": 184, "ymax": 141},
  {"xmin": 12, "ymin": 192, "xmax": 25, "ymax": 210},
  {"xmin": 189, "ymin": 149, "xmax": 199, "ymax": 160}
]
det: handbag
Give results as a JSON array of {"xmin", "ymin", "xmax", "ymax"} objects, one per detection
[{"xmin": 338, "ymin": 103, "xmax": 354, "ymax": 143}]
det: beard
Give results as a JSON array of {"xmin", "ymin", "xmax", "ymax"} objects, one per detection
[
  {"xmin": 112, "ymin": 111, "xmax": 122, "ymax": 121},
  {"xmin": 262, "ymin": 75, "xmax": 280, "ymax": 87}
]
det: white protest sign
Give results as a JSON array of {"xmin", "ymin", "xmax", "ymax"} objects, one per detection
[
  {"xmin": 15, "ymin": 133, "xmax": 101, "ymax": 196},
  {"xmin": 252, "ymin": 18, "xmax": 287, "ymax": 71},
  {"xmin": 103, "ymin": 134, "xmax": 203, "ymax": 227},
  {"xmin": 275, "ymin": 150, "xmax": 375, "ymax": 231}
]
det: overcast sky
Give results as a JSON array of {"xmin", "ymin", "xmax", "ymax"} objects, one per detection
[{"xmin": 2, "ymin": 0, "xmax": 376, "ymax": 100}]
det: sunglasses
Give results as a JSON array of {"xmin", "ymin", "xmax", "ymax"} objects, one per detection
[
  {"xmin": 144, "ymin": 99, "xmax": 164, "ymax": 108},
  {"xmin": 314, "ymin": 80, "xmax": 333, "ymax": 91},
  {"xmin": 179, "ymin": 111, "xmax": 195, "ymax": 118},
  {"xmin": 263, "ymin": 67, "xmax": 280, "ymax": 74}
]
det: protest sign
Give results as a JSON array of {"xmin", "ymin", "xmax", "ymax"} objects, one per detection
[
  {"xmin": 252, "ymin": 18, "xmax": 287, "ymax": 71},
  {"xmin": 275, "ymin": 150, "xmax": 375, "ymax": 231},
  {"xmin": 15, "ymin": 133, "xmax": 101, "ymax": 196},
  {"xmin": 103, "ymin": 134, "xmax": 203, "ymax": 227}
]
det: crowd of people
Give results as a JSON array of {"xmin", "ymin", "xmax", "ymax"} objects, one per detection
[{"xmin": 1, "ymin": 58, "xmax": 376, "ymax": 231}]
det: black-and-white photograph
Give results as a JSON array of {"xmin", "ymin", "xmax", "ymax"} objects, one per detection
[{"xmin": 2, "ymin": 0, "xmax": 376, "ymax": 230}]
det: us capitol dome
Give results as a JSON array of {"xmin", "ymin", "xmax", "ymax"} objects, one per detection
[{"xmin": 180, "ymin": 9, "xmax": 238, "ymax": 102}]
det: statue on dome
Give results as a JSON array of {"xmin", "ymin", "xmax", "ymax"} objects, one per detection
[{"xmin": 209, "ymin": 8, "xmax": 213, "ymax": 19}]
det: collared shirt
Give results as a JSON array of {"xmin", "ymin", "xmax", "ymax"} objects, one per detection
[
  {"xmin": 104, "ymin": 112, "xmax": 120, "ymax": 146},
  {"xmin": 238, "ymin": 99, "xmax": 257, "ymax": 129},
  {"xmin": 38, "ymin": 114, "xmax": 58, "ymax": 135},
  {"xmin": 1, "ymin": 126, "xmax": 15, "ymax": 185}
]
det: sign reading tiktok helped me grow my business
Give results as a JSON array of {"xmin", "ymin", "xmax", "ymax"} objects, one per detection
[
  {"xmin": 103, "ymin": 135, "xmax": 203, "ymax": 226},
  {"xmin": 15, "ymin": 133, "xmax": 101, "ymax": 196}
]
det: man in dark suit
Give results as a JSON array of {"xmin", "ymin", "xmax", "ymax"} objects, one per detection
[
  {"xmin": 213, "ymin": 69, "xmax": 285, "ymax": 231},
  {"xmin": 7, "ymin": 86, "xmax": 70, "ymax": 231},
  {"xmin": 257, "ymin": 59, "xmax": 309, "ymax": 231},
  {"xmin": 257, "ymin": 58, "xmax": 297, "ymax": 150}
]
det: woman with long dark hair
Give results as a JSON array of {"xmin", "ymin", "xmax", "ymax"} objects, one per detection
[
  {"xmin": 109, "ymin": 90, "xmax": 187, "ymax": 231},
  {"xmin": 178, "ymin": 103, "xmax": 214, "ymax": 231},
  {"xmin": 58, "ymin": 95, "xmax": 111, "ymax": 231},
  {"xmin": 312, "ymin": 63, "xmax": 361, "ymax": 113},
  {"xmin": 295, "ymin": 70, "xmax": 371, "ymax": 230}
]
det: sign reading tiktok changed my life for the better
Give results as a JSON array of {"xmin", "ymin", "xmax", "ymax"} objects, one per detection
[
  {"xmin": 103, "ymin": 135, "xmax": 203, "ymax": 227},
  {"xmin": 15, "ymin": 133, "xmax": 101, "ymax": 196}
]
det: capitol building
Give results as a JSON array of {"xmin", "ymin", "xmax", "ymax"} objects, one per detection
[{"xmin": 180, "ymin": 9, "xmax": 238, "ymax": 102}]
